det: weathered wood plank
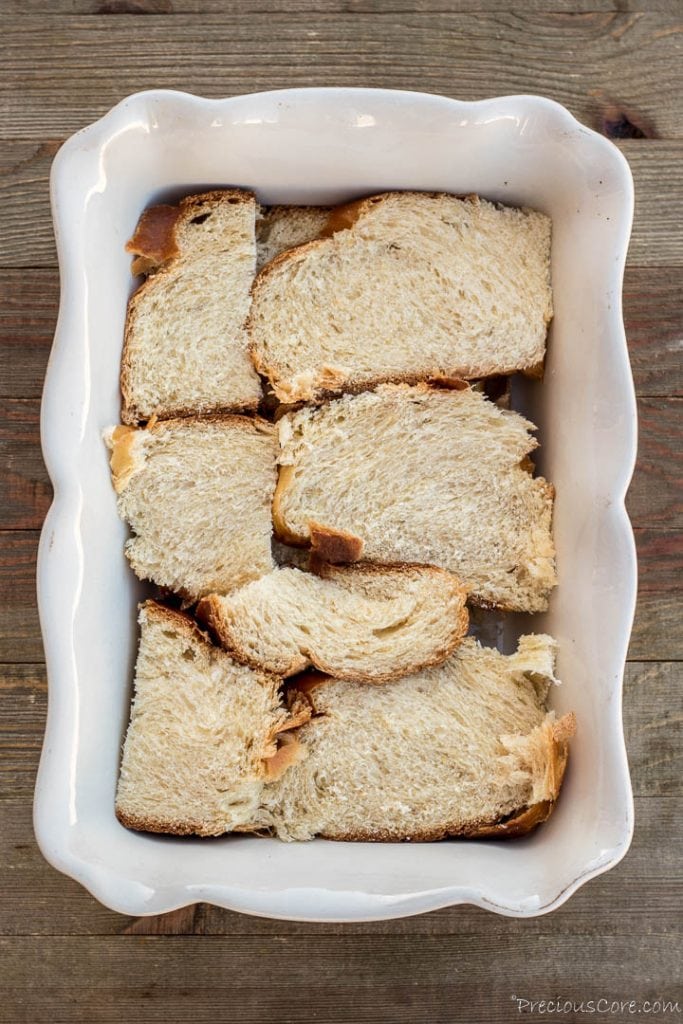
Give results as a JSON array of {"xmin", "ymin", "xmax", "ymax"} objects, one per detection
[
  {"xmin": 0, "ymin": 665, "xmax": 45, "ymax": 800},
  {"xmin": 1, "ymin": 266, "xmax": 679, "ymax": 399},
  {"xmin": 1, "ymin": 393, "xmax": 676, "ymax": 534},
  {"xmin": 623, "ymin": 266, "xmax": 683, "ymax": 397},
  {"xmin": 0, "ymin": 11, "xmax": 682, "ymax": 142},
  {"xmin": 0, "ymin": 142, "xmax": 57, "ymax": 270},
  {"xmin": 623, "ymin": 661, "xmax": 682, "ymax": 795},
  {"xmin": 1, "ymin": 139, "xmax": 681, "ymax": 268},
  {"xmin": 627, "ymin": 144, "xmax": 683, "ymax": 265},
  {"xmin": 0, "ymin": 270, "xmax": 57, "ymax": 399},
  {"xmin": 634, "ymin": 528, "xmax": 683, "ymax": 591},
  {"xmin": 0, "ymin": 923, "xmax": 679, "ymax": 1022},
  {"xmin": 0, "ymin": 795, "xmax": 679, "ymax": 940},
  {"xmin": 5, "ymin": 1, "xmax": 682, "ymax": 15},
  {"xmin": 627, "ymin": 397, "xmax": 682, "ymax": 528},
  {"xmin": 1, "ymin": 659, "xmax": 677, "ymax": 809},
  {"xmin": 0, "ymin": 533, "xmax": 42, "ymax": 663},
  {"xmin": 629, "ymin": 593, "xmax": 682, "ymax": 661},
  {"xmin": 0, "ymin": 400, "xmax": 51, "ymax": 529}
]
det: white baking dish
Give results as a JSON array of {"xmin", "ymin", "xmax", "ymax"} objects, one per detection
[{"xmin": 35, "ymin": 88, "xmax": 636, "ymax": 921}]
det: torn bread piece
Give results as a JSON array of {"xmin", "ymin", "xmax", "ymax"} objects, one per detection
[
  {"xmin": 105, "ymin": 414, "xmax": 277, "ymax": 601},
  {"xmin": 116, "ymin": 602, "xmax": 309, "ymax": 837},
  {"xmin": 260, "ymin": 635, "xmax": 575, "ymax": 842},
  {"xmin": 121, "ymin": 189, "xmax": 262, "ymax": 425},
  {"xmin": 197, "ymin": 562, "xmax": 469, "ymax": 683},
  {"xmin": 274, "ymin": 383, "xmax": 556, "ymax": 612},
  {"xmin": 256, "ymin": 205, "xmax": 330, "ymax": 271},
  {"xmin": 249, "ymin": 191, "xmax": 552, "ymax": 403}
]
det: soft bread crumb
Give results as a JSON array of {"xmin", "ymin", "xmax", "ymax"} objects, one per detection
[
  {"xmin": 249, "ymin": 191, "xmax": 553, "ymax": 403},
  {"xmin": 197, "ymin": 562, "xmax": 469, "ymax": 683},
  {"xmin": 256, "ymin": 205, "xmax": 331, "ymax": 271},
  {"xmin": 260, "ymin": 635, "xmax": 573, "ymax": 842},
  {"xmin": 116, "ymin": 601, "xmax": 306, "ymax": 837},
  {"xmin": 106, "ymin": 415, "xmax": 277, "ymax": 600},
  {"xmin": 275, "ymin": 383, "xmax": 556, "ymax": 612},
  {"xmin": 121, "ymin": 189, "xmax": 262, "ymax": 424}
]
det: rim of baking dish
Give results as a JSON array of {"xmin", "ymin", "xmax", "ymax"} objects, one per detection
[{"xmin": 35, "ymin": 88, "xmax": 636, "ymax": 922}]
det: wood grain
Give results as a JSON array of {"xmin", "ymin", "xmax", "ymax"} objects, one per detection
[
  {"xmin": 623, "ymin": 266, "xmax": 683, "ymax": 397},
  {"xmin": 0, "ymin": 401, "xmax": 51, "ymax": 529},
  {"xmin": 627, "ymin": 397, "xmax": 683, "ymax": 528},
  {"xmin": 633, "ymin": 528, "xmax": 683, "ymax": 591},
  {"xmin": 623, "ymin": 661, "xmax": 682, "ymax": 796},
  {"xmin": 0, "ymin": 533, "xmax": 42, "ymax": 663},
  {"xmin": 628, "ymin": 594, "xmax": 682, "ymax": 661},
  {"xmin": 0, "ymin": 919, "xmax": 679, "ymax": 1024},
  {"xmin": 0, "ymin": 11, "xmax": 681, "ymax": 141},
  {"xmin": 0, "ymin": 665, "xmax": 45, "ymax": 800},
  {"xmin": 1, "ymin": 266, "xmax": 680, "ymax": 399},
  {"xmin": 0, "ymin": 142, "xmax": 58, "ymax": 269},
  {"xmin": 2, "ymin": 139, "xmax": 682, "ymax": 268},
  {"xmin": 0, "ymin": 271, "xmax": 58, "ymax": 399},
  {"xmin": 627, "ymin": 144, "xmax": 683, "ymax": 265},
  {"xmin": 6, "ymin": 1, "xmax": 683, "ymax": 15}
]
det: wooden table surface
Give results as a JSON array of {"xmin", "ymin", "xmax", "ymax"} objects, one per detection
[{"xmin": 1, "ymin": 3, "xmax": 681, "ymax": 1021}]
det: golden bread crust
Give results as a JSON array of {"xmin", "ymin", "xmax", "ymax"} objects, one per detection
[
  {"xmin": 121, "ymin": 189, "xmax": 257, "ymax": 425},
  {"xmin": 197, "ymin": 562, "xmax": 470, "ymax": 684}
]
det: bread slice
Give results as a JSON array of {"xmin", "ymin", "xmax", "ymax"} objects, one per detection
[
  {"xmin": 105, "ymin": 414, "xmax": 277, "ymax": 600},
  {"xmin": 121, "ymin": 189, "xmax": 262, "ymax": 425},
  {"xmin": 260, "ymin": 635, "xmax": 575, "ymax": 842},
  {"xmin": 249, "ymin": 191, "xmax": 552, "ymax": 403},
  {"xmin": 256, "ymin": 205, "xmax": 330, "ymax": 271},
  {"xmin": 196, "ymin": 562, "xmax": 469, "ymax": 683},
  {"xmin": 116, "ymin": 601, "xmax": 309, "ymax": 837},
  {"xmin": 274, "ymin": 383, "xmax": 556, "ymax": 612}
]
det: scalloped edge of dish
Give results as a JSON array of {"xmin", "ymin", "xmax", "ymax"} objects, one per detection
[{"xmin": 35, "ymin": 88, "xmax": 636, "ymax": 921}]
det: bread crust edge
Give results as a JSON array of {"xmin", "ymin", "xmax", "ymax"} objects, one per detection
[
  {"xmin": 248, "ymin": 191, "xmax": 548, "ymax": 403},
  {"xmin": 308, "ymin": 521, "xmax": 365, "ymax": 563},
  {"xmin": 117, "ymin": 599, "xmax": 304, "ymax": 838},
  {"xmin": 256, "ymin": 360, "xmax": 548, "ymax": 409},
  {"xmin": 121, "ymin": 188, "xmax": 260, "ymax": 425},
  {"xmin": 271, "ymin": 464, "xmax": 307, "ymax": 545},
  {"xmin": 115, "ymin": 806, "xmax": 227, "ymax": 838},
  {"xmin": 197, "ymin": 562, "xmax": 470, "ymax": 685},
  {"xmin": 309, "ymin": 712, "xmax": 575, "ymax": 842}
]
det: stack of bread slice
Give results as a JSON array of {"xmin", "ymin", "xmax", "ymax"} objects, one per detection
[{"xmin": 108, "ymin": 187, "xmax": 574, "ymax": 843}]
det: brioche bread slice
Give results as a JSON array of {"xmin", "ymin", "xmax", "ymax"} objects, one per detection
[
  {"xmin": 197, "ymin": 562, "xmax": 469, "ymax": 683},
  {"xmin": 249, "ymin": 191, "xmax": 552, "ymax": 403},
  {"xmin": 116, "ymin": 602, "xmax": 309, "ymax": 837},
  {"xmin": 256, "ymin": 205, "xmax": 330, "ymax": 271},
  {"xmin": 121, "ymin": 189, "xmax": 262, "ymax": 425},
  {"xmin": 274, "ymin": 383, "xmax": 556, "ymax": 612},
  {"xmin": 260, "ymin": 635, "xmax": 575, "ymax": 841},
  {"xmin": 105, "ymin": 414, "xmax": 277, "ymax": 600}
]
